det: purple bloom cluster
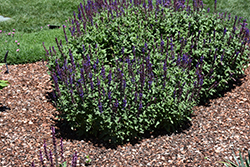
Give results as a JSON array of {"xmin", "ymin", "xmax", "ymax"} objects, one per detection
[{"xmin": 33, "ymin": 126, "xmax": 77, "ymax": 166}]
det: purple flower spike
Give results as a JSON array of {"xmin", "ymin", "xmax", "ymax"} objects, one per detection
[
  {"xmin": 108, "ymin": 91, "xmax": 112, "ymax": 101},
  {"xmin": 207, "ymin": 8, "xmax": 210, "ymax": 13},
  {"xmin": 144, "ymin": 42, "xmax": 148, "ymax": 50},
  {"xmin": 115, "ymin": 98, "xmax": 119, "ymax": 108},
  {"xmin": 89, "ymin": 72, "xmax": 93, "ymax": 79},
  {"xmin": 39, "ymin": 150, "xmax": 45, "ymax": 166},
  {"xmin": 221, "ymin": 49, "xmax": 225, "ymax": 61},
  {"xmin": 49, "ymin": 150, "xmax": 54, "ymax": 167},
  {"xmin": 161, "ymin": 40, "xmax": 164, "ymax": 47},
  {"xmin": 90, "ymin": 79, "xmax": 94, "ymax": 90},
  {"xmin": 123, "ymin": 79, "xmax": 126, "ymax": 89},
  {"xmin": 123, "ymin": 97, "xmax": 127, "ymax": 108},
  {"xmin": 228, "ymin": 13, "xmax": 231, "ymax": 21},
  {"xmin": 93, "ymin": 63, "xmax": 97, "ymax": 70},
  {"xmin": 98, "ymin": 99, "xmax": 103, "ymax": 113},
  {"xmin": 101, "ymin": 65, "xmax": 106, "ymax": 80},
  {"xmin": 139, "ymin": 92, "xmax": 143, "ymax": 99},
  {"xmin": 108, "ymin": 70, "xmax": 112, "ymax": 84},
  {"xmin": 97, "ymin": 76, "xmax": 100, "ymax": 87},
  {"xmin": 63, "ymin": 25, "xmax": 68, "ymax": 43},
  {"xmin": 135, "ymin": 92, "xmax": 138, "ymax": 102},
  {"xmin": 139, "ymin": 101, "xmax": 143, "ymax": 110},
  {"xmin": 234, "ymin": 16, "xmax": 238, "ymax": 26},
  {"xmin": 163, "ymin": 61, "xmax": 167, "ymax": 71},
  {"xmin": 199, "ymin": 78, "xmax": 203, "ymax": 86},
  {"xmin": 60, "ymin": 138, "xmax": 65, "ymax": 163},
  {"xmin": 214, "ymin": 0, "xmax": 217, "ymax": 11},
  {"xmin": 51, "ymin": 126, "xmax": 58, "ymax": 166},
  {"xmin": 223, "ymin": 27, "xmax": 227, "ymax": 35},
  {"xmin": 238, "ymin": 17, "xmax": 242, "ymax": 25},
  {"xmin": 43, "ymin": 141, "xmax": 49, "ymax": 162},
  {"xmin": 71, "ymin": 151, "xmax": 77, "ymax": 167},
  {"xmin": 121, "ymin": 46, "xmax": 124, "ymax": 54}
]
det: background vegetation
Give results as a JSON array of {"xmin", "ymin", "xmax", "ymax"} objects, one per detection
[{"xmin": 0, "ymin": 0, "xmax": 250, "ymax": 65}]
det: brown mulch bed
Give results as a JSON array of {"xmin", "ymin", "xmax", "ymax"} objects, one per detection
[{"xmin": 0, "ymin": 54, "xmax": 250, "ymax": 166}]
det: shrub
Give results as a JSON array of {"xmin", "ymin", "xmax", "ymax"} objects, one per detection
[{"xmin": 43, "ymin": 0, "xmax": 250, "ymax": 144}]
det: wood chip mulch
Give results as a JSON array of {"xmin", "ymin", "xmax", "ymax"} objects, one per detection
[{"xmin": 0, "ymin": 55, "xmax": 250, "ymax": 166}]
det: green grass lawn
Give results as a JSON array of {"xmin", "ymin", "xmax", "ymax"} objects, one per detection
[{"xmin": 0, "ymin": 0, "xmax": 250, "ymax": 65}]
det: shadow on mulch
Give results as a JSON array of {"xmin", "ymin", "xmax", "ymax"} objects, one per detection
[
  {"xmin": 50, "ymin": 115, "xmax": 193, "ymax": 150},
  {"xmin": 196, "ymin": 73, "xmax": 247, "ymax": 107},
  {"xmin": 0, "ymin": 103, "xmax": 11, "ymax": 112},
  {"xmin": 43, "ymin": 72, "xmax": 247, "ymax": 149},
  {"xmin": 45, "ymin": 90, "xmax": 193, "ymax": 149}
]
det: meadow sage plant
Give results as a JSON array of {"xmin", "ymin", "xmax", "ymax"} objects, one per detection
[{"xmin": 43, "ymin": 0, "xmax": 250, "ymax": 144}]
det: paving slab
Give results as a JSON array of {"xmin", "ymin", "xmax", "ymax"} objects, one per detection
[{"xmin": 0, "ymin": 15, "xmax": 12, "ymax": 22}]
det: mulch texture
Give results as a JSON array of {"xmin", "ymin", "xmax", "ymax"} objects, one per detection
[{"xmin": 0, "ymin": 53, "xmax": 250, "ymax": 166}]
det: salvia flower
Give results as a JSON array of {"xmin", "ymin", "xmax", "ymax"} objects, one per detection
[
  {"xmin": 121, "ymin": 46, "xmax": 124, "ymax": 54},
  {"xmin": 49, "ymin": 150, "xmax": 54, "ymax": 166},
  {"xmin": 161, "ymin": 39, "xmax": 164, "ymax": 48},
  {"xmin": 163, "ymin": 61, "xmax": 167, "ymax": 72},
  {"xmin": 98, "ymin": 99, "xmax": 103, "ymax": 113},
  {"xmin": 135, "ymin": 92, "xmax": 138, "ymax": 102},
  {"xmin": 108, "ymin": 70, "xmax": 112, "ymax": 84},
  {"xmin": 39, "ymin": 150, "xmax": 45, "ymax": 166},
  {"xmin": 60, "ymin": 138, "xmax": 65, "ymax": 163},
  {"xmin": 199, "ymin": 78, "xmax": 203, "ymax": 86},
  {"xmin": 97, "ymin": 76, "xmax": 100, "ymax": 87},
  {"xmin": 108, "ymin": 91, "xmax": 112, "ymax": 101},
  {"xmin": 228, "ymin": 13, "xmax": 231, "ymax": 21},
  {"xmin": 90, "ymin": 79, "xmax": 94, "ymax": 90},
  {"xmin": 221, "ymin": 49, "xmax": 225, "ymax": 61},
  {"xmin": 102, "ymin": 87, "xmax": 105, "ymax": 96},
  {"xmin": 234, "ymin": 16, "xmax": 238, "ymax": 26},
  {"xmin": 71, "ymin": 151, "xmax": 77, "ymax": 167},
  {"xmin": 139, "ymin": 92, "xmax": 143, "ymax": 99},
  {"xmin": 51, "ymin": 126, "xmax": 58, "ymax": 166},
  {"xmin": 214, "ymin": 0, "xmax": 217, "ymax": 11},
  {"xmin": 101, "ymin": 65, "xmax": 106, "ymax": 80},
  {"xmin": 89, "ymin": 72, "xmax": 93, "ymax": 79},
  {"xmin": 123, "ymin": 79, "xmax": 126, "ymax": 89},
  {"xmin": 43, "ymin": 140, "xmax": 49, "ymax": 162},
  {"xmin": 115, "ymin": 98, "xmax": 119, "ymax": 108},
  {"xmin": 139, "ymin": 101, "xmax": 143, "ymax": 110},
  {"xmin": 223, "ymin": 27, "xmax": 227, "ymax": 36},
  {"xmin": 123, "ymin": 96, "xmax": 127, "ymax": 108}
]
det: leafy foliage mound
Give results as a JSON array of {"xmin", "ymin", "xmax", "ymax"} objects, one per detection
[{"xmin": 43, "ymin": 0, "xmax": 250, "ymax": 144}]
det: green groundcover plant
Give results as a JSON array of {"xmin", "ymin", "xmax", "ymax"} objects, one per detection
[
  {"xmin": 0, "ymin": 63, "xmax": 10, "ymax": 90},
  {"xmin": 217, "ymin": 149, "xmax": 250, "ymax": 167},
  {"xmin": 42, "ymin": 0, "xmax": 250, "ymax": 145}
]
